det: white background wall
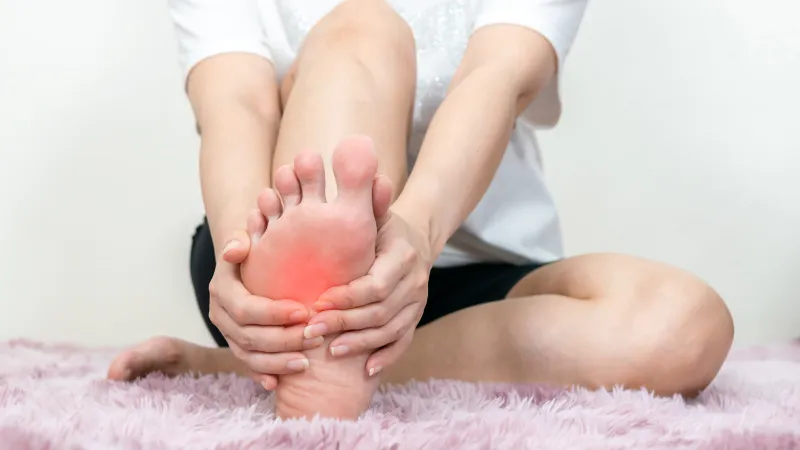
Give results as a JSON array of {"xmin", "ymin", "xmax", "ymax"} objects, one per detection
[{"xmin": 0, "ymin": 0, "xmax": 798, "ymax": 349}]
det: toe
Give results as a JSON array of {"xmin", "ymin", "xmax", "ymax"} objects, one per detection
[
  {"xmin": 246, "ymin": 209, "xmax": 266, "ymax": 244},
  {"xmin": 257, "ymin": 188, "xmax": 283, "ymax": 219},
  {"xmin": 274, "ymin": 165, "xmax": 302, "ymax": 208},
  {"xmin": 107, "ymin": 350, "xmax": 135, "ymax": 381},
  {"xmin": 107, "ymin": 344, "xmax": 161, "ymax": 381},
  {"xmin": 294, "ymin": 152, "xmax": 327, "ymax": 202},
  {"xmin": 332, "ymin": 135, "xmax": 379, "ymax": 206}
]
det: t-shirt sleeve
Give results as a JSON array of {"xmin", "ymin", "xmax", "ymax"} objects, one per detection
[
  {"xmin": 473, "ymin": 0, "xmax": 589, "ymax": 128},
  {"xmin": 168, "ymin": 0, "xmax": 273, "ymax": 84}
]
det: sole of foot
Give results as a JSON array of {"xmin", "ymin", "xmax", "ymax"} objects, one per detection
[{"xmin": 241, "ymin": 135, "xmax": 391, "ymax": 420}]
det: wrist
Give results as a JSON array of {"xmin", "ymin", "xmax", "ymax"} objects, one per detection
[{"xmin": 390, "ymin": 194, "xmax": 446, "ymax": 260}]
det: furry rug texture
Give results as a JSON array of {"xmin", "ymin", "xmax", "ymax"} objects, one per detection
[{"xmin": 0, "ymin": 339, "xmax": 799, "ymax": 450}]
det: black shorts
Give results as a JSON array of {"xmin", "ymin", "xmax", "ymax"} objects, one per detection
[{"xmin": 190, "ymin": 220, "xmax": 549, "ymax": 348}]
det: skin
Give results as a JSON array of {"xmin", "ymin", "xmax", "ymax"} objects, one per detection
[
  {"xmin": 108, "ymin": 0, "xmax": 735, "ymax": 417},
  {"xmin": 238, "ymin": 140, "xmax": 394, "ymax": 419}
]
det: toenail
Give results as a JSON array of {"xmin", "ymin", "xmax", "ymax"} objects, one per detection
[
  {"xmin": 368, "ymin": 366, "xmax": 382, "ymax": 377},
  {"xmin": 286, "ymin": 358, "xmax": 309, "ymax": 371},
  {"xmin": 303, "ymin": 323, "xmax": 327, "ymax": 339},
  {"xmin": 330, "ymin": 345, "xmax": 349, "ymax": 357}
]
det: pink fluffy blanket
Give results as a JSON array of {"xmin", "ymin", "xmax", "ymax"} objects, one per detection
[{"xmin": 1, "ymin": 340, "xmax": 799, "ymax": 449}]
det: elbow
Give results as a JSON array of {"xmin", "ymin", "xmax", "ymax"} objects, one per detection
[
  {"xmin": 454, "ymin": 27, "xmax": 558, "ymax": 111},
  {"xmin": 453, "ymin": 58, "xmax": 554, "ymax": 116},
  {"xmin": 235, "ymin": 91, "xmax": 282, "ymax": 126},
  {"xmin": 194, "ymin": 91, "xmax": 281, "ymax": 136},
  {"xmin": 187, "ymin": 54, "xmax": 282, "ymax": 133}
]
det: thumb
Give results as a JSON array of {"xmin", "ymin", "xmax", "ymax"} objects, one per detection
[
  {"xmin": 220, "ymin": 229, "xmax": 251, "ymax": 264},
  {"xmin": 372, "ymin": 175, "xmax": 393, "ymax": 227}
]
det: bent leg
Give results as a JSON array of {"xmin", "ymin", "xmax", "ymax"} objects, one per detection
[
  {"xmin": 383, "ymin": 253, "xmax": 735, "ymax": 397},
  {"xmin": 239, "ymin": 1, "xmax": 417, "ymax": 420},
  {"xmin": 109, "ymin": 1, "xmax": 416, "ymax": 405},
  {"xmin": 273, "ymin": 0, "xmax": 415, "ymax": 198}
]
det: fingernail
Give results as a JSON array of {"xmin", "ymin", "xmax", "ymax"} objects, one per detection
[
  {"xmin": 368, "ymin": 366, "xmax": 382, "ymax": 377},
  {"xmin": 330, "ymin": 345, "xmax": 349, "ymax": 357},
  {"xmin": 314, "ymin": 300, "xmax": 334, "ymax": 311},
  {"xmin": 289, "ymin": 310, "xmax": 307, "ymax": 322},
  {"xmin": 303, "ymin": 337, "xmax": 324, "ymax": 349},
  {"xmin": 303, "ymin": 323, "xmax": 327, "ymax": 339},
  {"xmin": 286, "ymin": 358, "xmax": 309, "ymax": 371},
  {"xmin": 261, "ymin": 379, "xmax": 274, "ymax": 391},
  {"xmin": 222, "ymin": 240, "xmax": 241, "ymax": 255}
]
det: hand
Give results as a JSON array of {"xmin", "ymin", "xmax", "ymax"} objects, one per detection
[
  {"xmin": 305, "ymin": 208, "xmax": 432, "ymax": 376},
  {"xmin": 208, "ymin": 228, "xmax": 323, "ymax": 390}
]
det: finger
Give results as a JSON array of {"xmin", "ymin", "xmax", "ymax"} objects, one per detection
[
  {"xmin": 213, "ymin": 301, "xmax": 317, "ymax": 351},
  {"xmin": 227, "ymin": 340, "xmax": 310, "ymax": 375},
  {"xmin": 214, "ymin": 310, "xmax": 323, "ymax": 353},
  {"xmin": 246, "ymin": 209, "xmax": 267, "ymax": 245},
  {"xmin": 214, "ymin": 287, "xmax": 309, "ymax": 327},
  {"xmin": 372, "ymin": 175, "xmax": 393, "ymax": 222},
  {"xmin": 327, "ymin": 303, "xmax": 419, "ymax": 356},
  {"xmin": 365, "ymin": 327, "xmax": 415, "ymax": 377},
  {"xmin": 250, "ymin": 371, "xmax": 278, "ymax": 391},
  {"xmin": 315, "ymin": 251, "xmax": 406, "ymax": 311},
  {"xmin": 220, "ymin": 229, "xmax": 251, "ymax": 264},
  {"xmin": 209, "ymin": 267, "xmax": 310, "ymax": 332},
  {"xmin": 305, "ymin": 290, "xmax": 407, "ymax": 337}
]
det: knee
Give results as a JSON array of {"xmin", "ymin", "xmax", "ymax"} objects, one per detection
[
  {"xmin": 612, "ymin": 275, "xmax": 735, "ymax": 396},
  {"xmin": 298, "ymin": 2, "xmax": 416, "ymax": 82}
]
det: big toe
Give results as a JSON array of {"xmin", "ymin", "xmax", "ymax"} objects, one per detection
[
  {"xmin": 332, "ymin": 135, "xmax": 379, "ymax": 207},
  {"xmin": 107, "ymin": 350, "xmax": 135, "ymax": 381},
  {"xmin": 107, "ymin": 348, "xmax": 151, "ymax": 381},
  {"xmin": 106, "ymin": 337, "xmax": 183, "ymax": 381}
]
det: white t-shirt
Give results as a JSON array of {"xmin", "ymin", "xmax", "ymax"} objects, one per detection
[{"xmin": 169, "ymin": 0, "xmax": 588, "ymax": 267}]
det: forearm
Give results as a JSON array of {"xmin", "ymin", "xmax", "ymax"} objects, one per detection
[
  {"xmin": 392, "ymin": 68, "xmax": 531, "ymax": 256},
  {"xmin": 188, "ymin": 55, "xmax": 282, "ymax": 253},
  {"xmin": 199, "ymin": 104, "xmax": 279, "ymax": 252},
  {"xmin": 392, "ymin": 26, "xmax": 556, "ymax": 257}
]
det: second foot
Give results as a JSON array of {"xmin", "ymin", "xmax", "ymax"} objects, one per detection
[{"xmin": 106, "ymin": 336, "xmax": 248, "ymax": 381}]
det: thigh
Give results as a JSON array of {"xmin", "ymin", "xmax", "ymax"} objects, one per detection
[
  {"xmin": 506, "ymin": 252, "xmax": 716, "ymax": 311},
  {"xmin": 387, "ymin": 253, "xmax": 734, "ymax": 393},
  {"xmin": 419, "ymin": 262, "xmax": 546, "ymax": 327}
]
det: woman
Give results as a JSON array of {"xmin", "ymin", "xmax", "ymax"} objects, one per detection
[{"xmin": 108, "ymin": 0, "xmax": 735, "ymax": 420}]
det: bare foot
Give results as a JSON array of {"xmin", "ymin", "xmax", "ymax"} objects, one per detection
[
  {"xmin": 107, "ymin": 336, "xmax": 248, "ymax": 381},
  {"xmin": 241, "ymin": 136, "xmax": 391, "ymax": 420}
]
